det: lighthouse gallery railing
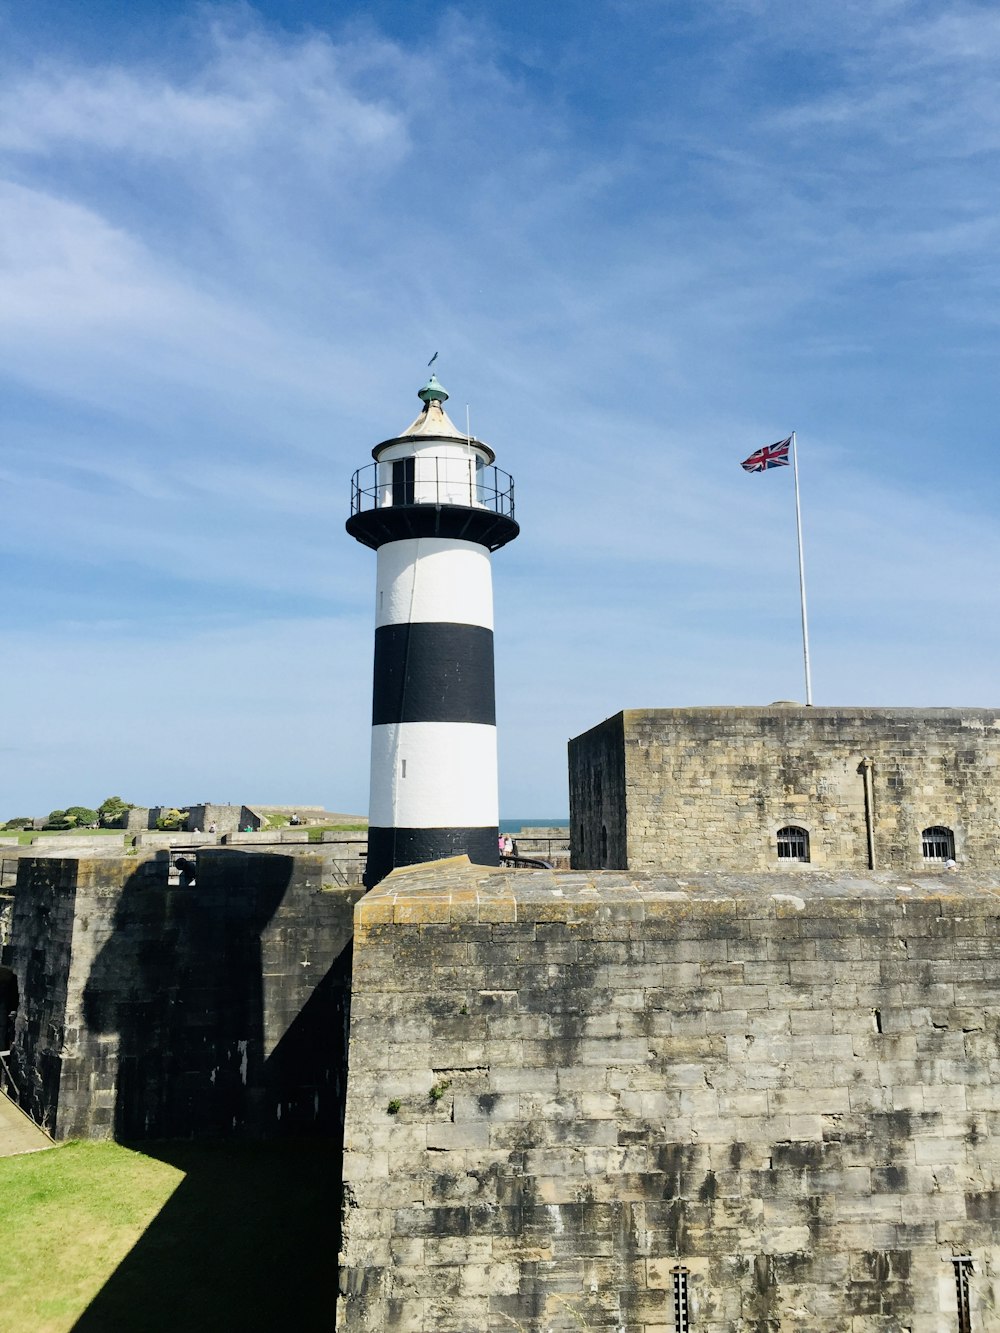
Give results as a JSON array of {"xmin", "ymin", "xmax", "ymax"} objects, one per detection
[{"xmin": 350, "ymin": 459, "xmax": 515, "ymax": 521}]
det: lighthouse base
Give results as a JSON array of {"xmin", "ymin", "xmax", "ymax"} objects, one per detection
[{"xmin": 365, "ymin": 826, "xmax": 499, "ymax": 888}]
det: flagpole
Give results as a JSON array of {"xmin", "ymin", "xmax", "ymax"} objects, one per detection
[{"xmin": 790, "ymin": 430, "xmax": 813, "ymax": 705}]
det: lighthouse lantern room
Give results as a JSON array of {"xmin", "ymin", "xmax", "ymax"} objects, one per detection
[{"xmin": 346, "ymin": 375, "xmax": 519, "ymax": 887}]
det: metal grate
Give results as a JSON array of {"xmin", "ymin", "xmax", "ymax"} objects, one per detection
[
  {"xmin": 673, "ymin": 1266, "xmax": 690, "ymax": 1332},
  {"xmin": 776, "ymin": 825, "xmax": 810, "ymax": 861},
  {"xmin": 953, "ymin": 1256, "xmax": 973, "ymax": 1333},
  {"xmin": 922, "ymin": 826, "xmax": 955, "ymax": 860}
]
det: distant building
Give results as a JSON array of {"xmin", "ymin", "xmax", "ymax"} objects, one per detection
[{"xmin": 119, "ymin": 804, "xmax": 261, "ymax": 834}]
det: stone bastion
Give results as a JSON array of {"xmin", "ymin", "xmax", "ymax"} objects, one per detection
[{"xmin": 338, "ymin": 858, "xmax": 1000, "ymax": 1333}]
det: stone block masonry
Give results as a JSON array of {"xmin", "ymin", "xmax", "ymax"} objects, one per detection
[
  {"xmin": 4, "ymin": 851, "xmax": 363, "ymax": 1140},
  {"xmin": 569, "ymin": 707, "xmax": 1000, "ymax": 874},
  {"xmin": 338, "ymin": 858, "xmax": 1000, "ymax": 1332}
]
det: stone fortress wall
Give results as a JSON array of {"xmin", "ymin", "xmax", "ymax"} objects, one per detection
[
  {"xmin": 337, "ymin": 859, "xmax": 1000, "ymax": 1333},
  {"xmin": 5, "ymin": 705, "xmax": 1000, "ymax": 1330},
  {"xmin": 3, "ymin": 851, "xmax": 362, "ymax": 1140},
  {"xmin": 569, "ymin": 707, "xmax": 1000, "ymax": 874},
  {"xmin": 0, "ymin": 827, "xmax": 565, "ymax": 1146},
  {"xmin": 119, "ymin": 802, "xmax": 361, "ymax": 834}
]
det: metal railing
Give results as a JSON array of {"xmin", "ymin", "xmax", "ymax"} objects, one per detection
[
  {"xmin": 502, "ymin": 836, "xmax": 570, "ymax": 859},
  {"xmin": 350, "ymin": 459, "xmax": 515, "ymax": 520}
]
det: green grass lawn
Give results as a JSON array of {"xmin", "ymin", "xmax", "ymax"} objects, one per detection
[
  {"xmin": 0, "ymin": 1138, "xmax": 342, "ymax": 1332},
  {"xmin": 0, "ymin": 1142, "xmax": 181, "ymax": 1331},
  {"xmin": 307, "ymin": 823, "xmax": 367, "ymax": 840}
]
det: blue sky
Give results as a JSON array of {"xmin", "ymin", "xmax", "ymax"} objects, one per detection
[{"xmin": 2, "ymin": 0, "xmax": 1000, "ymax": 818}]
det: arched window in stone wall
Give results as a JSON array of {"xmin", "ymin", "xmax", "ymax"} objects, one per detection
[
  {"xmin": 776, "ymin": 825, "xmax": 810, "ymax": 862},
  {"xmin": 921, "ymin": 826, "xmax": 955, "ymax": 861}
]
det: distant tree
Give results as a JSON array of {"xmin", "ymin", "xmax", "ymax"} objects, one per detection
[
  {"xmin": 65, "ymin": 806, "xmax": 99, "ymax": 828},
  {"xmin": 98, "ymin": 796, "xmax": 134, "ymax": 828},
  {"xmin": 44, "ymin": 809, "xmax": 72, "ymax": 830},
  {"xmin": 2, "ymin": 816, "xmax": 33, "ymax": 830},
  {"xmin": 155, "ymin": 808, "xmax": 188, "ymax": 832}
]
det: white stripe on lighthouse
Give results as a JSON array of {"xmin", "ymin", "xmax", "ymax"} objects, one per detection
[
  {"xmin": 369, "ymin": 722, "xmax": 498, "ymax": 829},
  {"xmin": 375, "ymin": 537, "xmax": 494, "ymax": 630}
]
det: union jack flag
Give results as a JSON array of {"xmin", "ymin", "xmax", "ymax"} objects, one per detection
[{"xmin": 741, "ymin": 437, "xmax": 791, "ymax": 472}]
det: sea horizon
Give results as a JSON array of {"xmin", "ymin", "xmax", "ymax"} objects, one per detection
[{"xmin": 499, "ymin": 817, "xmax": 569, "ymax": 834}]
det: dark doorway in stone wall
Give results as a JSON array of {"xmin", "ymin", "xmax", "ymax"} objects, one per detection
[{"xmin": 70, "ymin": 1138, "xmax": 341, "ymax": 1332}]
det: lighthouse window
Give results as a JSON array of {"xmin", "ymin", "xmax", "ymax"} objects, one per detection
[
  {"xmin": 922, "ymin": 826, "xmax": 954, "ymax": 860},
  {"xmin": 401, "ymin": 759, "xmax": 407, "ymax": 779},
  {"xmin": 392, "ymin": 458, "xmax": 415, "ymax": 505},
  {"xmin": 776, "ymin": 826, "xmax": 809, "ymax": 861}
]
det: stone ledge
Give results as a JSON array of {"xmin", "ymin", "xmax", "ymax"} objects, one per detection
[{"xmin": 356, "ymin": 859, "xmax": 1000, "ymax": 928}]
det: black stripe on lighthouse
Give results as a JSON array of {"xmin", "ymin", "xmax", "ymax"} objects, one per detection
[
  {"xmin": 366, "ymin": 826, "xmax": 499, "ymax": 888},
  {"xmin": 372, "ymin": 622, "xmax": 496, "ymax": 725}
]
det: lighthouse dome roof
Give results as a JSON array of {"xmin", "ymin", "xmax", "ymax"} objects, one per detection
[
  {"xmin": 418, "ymin": 373, "xmax": 448, "ymax": 403},
  {"xmin": 396, "ymin": 376, "xmax": 470, "ymax": 443},
  {"xmin": 370, "ymin": 375, "xmax": 496, "ymax": 463}
]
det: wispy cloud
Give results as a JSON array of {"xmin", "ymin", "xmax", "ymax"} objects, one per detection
[{"xmin": 0, "ymin": 19, "xmax": 406, "ymax": 163}]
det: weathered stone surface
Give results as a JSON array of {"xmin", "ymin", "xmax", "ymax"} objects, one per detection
[
  {"xmin": 569, "ymin": 706, "xmax": 1000, "ymax": 874},
  {"xmin": 4, "ymin": 851, "xmax": 362, "ymax": 1140},
  {"xmin": 338, "ymin": 859, "xmax": 1000, "ymax": 1332}
]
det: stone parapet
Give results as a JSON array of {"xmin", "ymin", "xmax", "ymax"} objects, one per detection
[
  {"xmin": 27, "ymin": 835, "xmax": 127, "ymax": 853},
  {"xmin": 338, "ymin": 858, "xmax": 1000, "ymax": 1331},
  {"xmin": 226, "ymin": 829, "xmax": 310, "ymax": 845},
  {"xmin": 133, "ymin": 831, "xmax": 219, "ymax": 848}
]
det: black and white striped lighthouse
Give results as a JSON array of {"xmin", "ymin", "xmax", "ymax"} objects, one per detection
[{"xmin": 346, "ymin": 374, "xmax": 519, "ymax": 887}]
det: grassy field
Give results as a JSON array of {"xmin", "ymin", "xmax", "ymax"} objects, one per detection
[
  {"xmin": 0, "ymin": 1138, "xmax": 342, "ymax": 1332},
  {"xmin": 307, "ymin": 823, "xmax": 367, "ymax": 840}
]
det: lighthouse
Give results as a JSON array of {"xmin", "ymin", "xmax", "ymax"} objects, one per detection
[{"xmin": 346, "ymin": 374, "xmax": 519, "ymax": 887}]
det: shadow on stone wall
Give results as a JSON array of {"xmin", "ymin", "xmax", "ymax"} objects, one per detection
[
  {"xmin": 69, "ymin": 850, "xmax": 357, "ymax": 1328},
  {"xmin": 70, "ymin": 1138, "xmax": 341, "ymax": 1332},
  {"xmin": 80, "ymin": 851, "xmax": 354, "ymax": 1140},
  {"xmin": 82, "ymin": 852, "xmax": 284, "ymax": 1138}
]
